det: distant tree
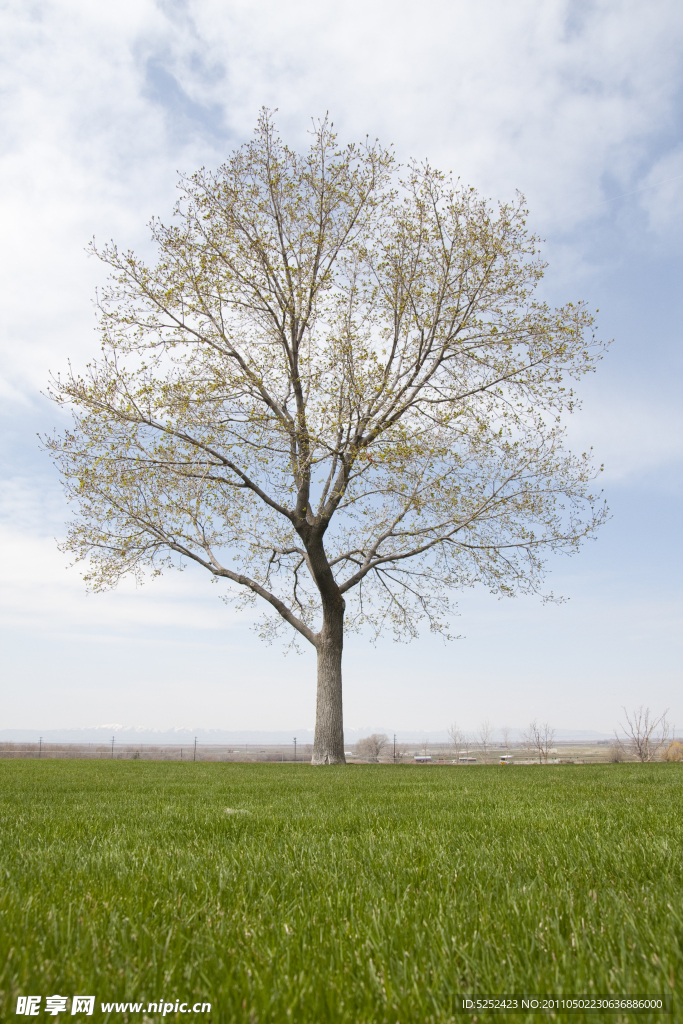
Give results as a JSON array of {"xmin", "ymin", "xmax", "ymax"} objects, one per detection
[
  {"xmin": 355, "ymin": 733, "xmax": 389, "ymax": 762},
  {"xmin": 501, "ymin": 726, "xmax": 511, "ymax": 750},
  {"xmin": 525, "ymin": 719, "xmax": 555, "ymax": 763},
  {"xmin": 522, "ymin": 723, "xmax": 535, "ymax": 761},
  {"xmin": 619, "ymin": 707, "xmax": 669, "ymax": 763},
  {"xmin": 539, "ymin": 722, "xmax": 555, "ymax": 763},
  {"xmin": 448, "ymin": 722, "xmax": 464, "ymax": 758},
  {"xmin": 478, "ymin": 719, "xmax": 493, "ymax": 764},
  {"xmin": 45, "ymin": 111, "xmax": 607, "ymax": 765}
]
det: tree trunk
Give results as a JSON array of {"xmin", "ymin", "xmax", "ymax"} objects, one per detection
[{"xmin": 311, "ymin": 602, "xmax": 346, "ymax": 765}]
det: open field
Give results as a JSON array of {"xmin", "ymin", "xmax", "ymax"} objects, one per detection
[
  {"xmin": 0, "ymin": 762, "xmax": 680, "ymax": 1023},
  {"xmin": 2, "ymin": 739, "xmax": 677, "ymax": 763}
]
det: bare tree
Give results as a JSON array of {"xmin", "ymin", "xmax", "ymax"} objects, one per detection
[
  {"xmin": 45, "ymin": 112, "xmax": 607, "ymax": 765},
  {"xmin": 501, "ymin": 726, "xmax": 511, "ymax": 750},
  {"xmin": 355, "ymin": 733, "xmax": 389, "ymax": 762},
  {"xmin": 525, "ymin": 719, "xmax": 555, "ymax": 763},
  {"xmin": 478, "ymin": 719, "xmax": 493, "ymax": 764},
  {"xmin": 619, "ymin": 707, "xmax": 669, "ymax": 762},
  {"xmin": 537, "ymin": 722, "xmax": 556, "ymax": 763},
  {"xmin": 448, "ymin": 722, "xmax": 464, "ymax": 758}
]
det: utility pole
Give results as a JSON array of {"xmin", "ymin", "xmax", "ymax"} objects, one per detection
[
  {"xmin": 39, "ymin": 737, "xmax": 42, "ymax": 759},
  {"xmin": 293, "ymin": 737, "xmax": 297, "ymax": 762},
  {"xmin": 111, "ymin": 736, "xmax": 114, "ymax": 759},
  {"xmin": 194, "ymin": 736, "xmax": 197, "ymax": 762},
  {"xmin": 393, "ymin": 734, "xmax": 396, "ymax": 763}
]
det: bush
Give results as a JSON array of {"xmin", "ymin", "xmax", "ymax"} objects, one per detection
[{"xmin": 663, "ymin": 740, "xmax": 683, "ymax": 762}]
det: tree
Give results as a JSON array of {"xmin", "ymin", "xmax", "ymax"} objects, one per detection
[
  {"xmin": 619, "ymin": 707, "xmax": 669, "ymax": 763},
  {"xmin": 537, "ymin": 722, "xmax": 555, "ymax": 764},
  {"xmin": 477, "ymin": 719, "xmax": 493, "ymax": 764},
  {"xmin": 448, "ymin": 722, "xmax": 464, "ymax": 758},
  {"xmin": 45, "ymin": 112, "xmax": 607, "ymax": 765},
  {"xmin": 355, "ymin": 733, "xmax": 389, "ymax": 762},
  {"xmin": 524, "ymin": 719, "xmax": 555, "ymax": 763}
]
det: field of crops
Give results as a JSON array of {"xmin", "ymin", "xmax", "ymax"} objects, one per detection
[{"xmin": 0, "ymin": 761, "xmax": 680, "ymax": 1023}]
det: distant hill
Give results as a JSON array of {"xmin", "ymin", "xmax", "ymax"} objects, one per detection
[{"xmin": 0, "ymin": 725, "xmax": 612, "ymax": 744}]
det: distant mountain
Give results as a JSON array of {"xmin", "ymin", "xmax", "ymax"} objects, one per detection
[
  {"xmin": 0, "ymin": 726, "xmax": 315, "ymax": 745},
  {"xmin": 1, "ymin": 725, "xmax": 612, "ymax": 744}
]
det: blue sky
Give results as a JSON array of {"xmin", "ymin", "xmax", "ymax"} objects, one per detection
[{"xmin": 1, "ymin": 0, "xmax": 681, "ymax": 737}]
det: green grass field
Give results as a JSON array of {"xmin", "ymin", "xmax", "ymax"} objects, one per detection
[{"xmin": 0, "ymin": 761, "xmax": 680, "ymax": 1023}]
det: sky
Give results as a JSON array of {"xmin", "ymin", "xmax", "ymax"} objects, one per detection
[{"xmin": 1, "ymin": 0, "xmax": 681, "ymax": 739}]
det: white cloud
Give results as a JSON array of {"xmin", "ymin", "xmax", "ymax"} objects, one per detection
[
  {"xmin": 639, "ymin": 150, "xmax": 683, "ymax": 233},
  {"xmin": 169, "ymin": 0, "xmax": 683, "ymax": 222},
  {"xmin": 1, "ymin": 0, "xmax": 681, "ymax": 396},
  {"xmin": 0, "ymin": 521, "xmax": 240, "ymax": 632},
  {"xmin": 565, "ymin": 395, "xmax": 683, "ymax": 482}
]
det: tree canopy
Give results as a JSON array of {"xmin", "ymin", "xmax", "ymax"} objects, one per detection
[{"xmin": 46, "ymin": 112, "xmax": 607, "ymax": 763}]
